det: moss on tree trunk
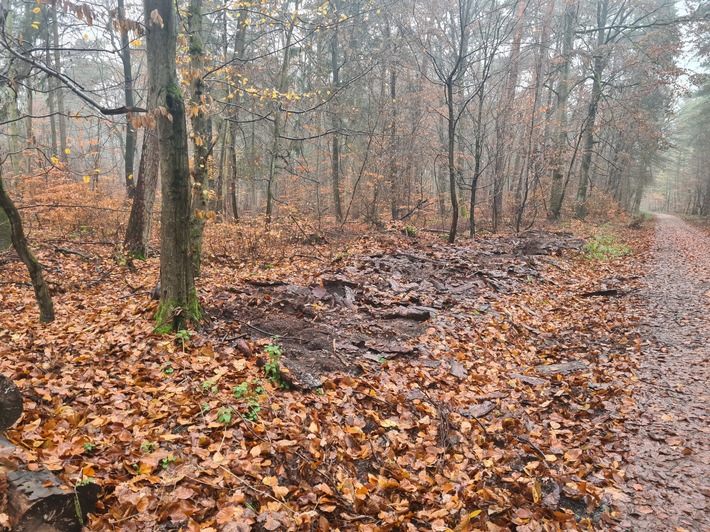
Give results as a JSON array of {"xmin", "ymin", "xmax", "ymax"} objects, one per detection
[{"xmin": 145, "ymin": 0, "xmax": 201, "ymax": 333}]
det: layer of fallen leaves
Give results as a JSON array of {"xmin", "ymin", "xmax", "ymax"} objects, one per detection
[{"xmin": 0, "ymin": 215, "xmax": 653, "ymax": 531}]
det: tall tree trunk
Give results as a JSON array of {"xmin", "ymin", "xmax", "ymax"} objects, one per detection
[
  {"xmin": 492, "ymin": 0, "xmax": 526, "ymax": 233},
  {"xmin": 0, "ymin": 168, "xmax": 54, "ymax": 323},
  {"xmin": 188, "ymin": 0, "xmax": 211, "ymax": 276},
  {"xmin": 124, "ymin": 129, "xmax": 159, "ymax": 257},
  {"xmin": 575, "ymin": 0, "xmax": 608, "ymax": 220},
  {"xmin": 330, "ymin": 24, "xmax": 344, "ymax": 223},
  {"xmin": 469, "ymin": 86, "xmax": 485, "ymax": 238},
  {"xmin": 26, "ymin": 80, "xmax": 34, "ymax": 175},
  {"xmin": 265, "ymin": 5, "xmax": 297, "ymax": 227},
  {"xmin": 549, "ymin": 0, "xmax": 576, "ymax": 219},
  {"xmin": 446, "ymin": 81, "xmax": 459, "ymax": 244},
  {"xmin": 144, "ymin": 0, "xmax": 200, "ymax": 333},
  {"xmin": 45, "ymin": 17, "xmax": 57, "ymax": 158},
  {"xmin": 51, "ymin": 6, "xmax": 67, "ymax": 163},
  {"xmin": 574, "ymin": 58, "xmax": 604, "ymax": 219},
  {"xmin": 514, "ymin": 0, "xmax": 554, "ymax": 231},
  {"xmin": 118, "ymin": 0, "xmax": 137, "ymax": 198}
]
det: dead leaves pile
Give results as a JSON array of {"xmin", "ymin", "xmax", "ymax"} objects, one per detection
[{"xmin": 0, "ymin": 223, "xmax": 652, "ymax": 531}]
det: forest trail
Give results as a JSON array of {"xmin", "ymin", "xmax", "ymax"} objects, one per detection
[{"xmin": 619, "ymin": 214, "xmax": 710, "ymax": 531}]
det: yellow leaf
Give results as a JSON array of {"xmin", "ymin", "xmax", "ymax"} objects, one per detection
[
  {"xmin": 50, "ymin": 156, "xmax": 58, "ymax": 165},
  {"xmin": 83, "ymin": 175, "xmax": 90, "ymax": 183},
  {"xmin": 262, "ymin": 476, "xmax": 278, "ymax": 488},
  {"xmin": 94, "ymin": 168, "xmax": 100, "ymax": 173},
  {"xmin": 273, "ymin": 485, "xmax": 289, "ymax": 498},
  {"xmin": 33, "ymin": 7, "xmax": 41, "ymax": 13},
  {"xmin": 64, "ymin": 148, "xmax": 71, "ymax": 155}
]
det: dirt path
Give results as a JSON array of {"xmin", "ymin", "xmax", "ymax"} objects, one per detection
[{"xmin": 619, "ymin": 214, "xmax": 710, "ymax": 531}]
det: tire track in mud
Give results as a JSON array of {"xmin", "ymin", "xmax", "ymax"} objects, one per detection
[{"xmin": 619, "ymin": 214, "xmax": 710, "ymax": 531}]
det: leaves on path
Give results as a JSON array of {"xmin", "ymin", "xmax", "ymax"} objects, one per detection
[{"xmin": 0, "ymin": 223, "xmax": 651, "ymax": 530}]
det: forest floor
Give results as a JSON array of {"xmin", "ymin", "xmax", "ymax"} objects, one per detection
[{"xmin": 0, "ymin": 213, "xmax": 707, "ymax": 531}]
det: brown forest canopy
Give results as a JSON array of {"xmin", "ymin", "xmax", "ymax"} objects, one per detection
[{"xmin": 0, "ymin": 0, "xmax": 708, "ymax": 229}]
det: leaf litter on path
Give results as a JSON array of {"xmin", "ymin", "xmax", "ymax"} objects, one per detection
[
  {"xmin": 615, "ymin": 214, "xmax": 710, "ymax": 532},
  {"xmin": 0, "ymin": 225, "xmax": 668, "ymax": 530}
]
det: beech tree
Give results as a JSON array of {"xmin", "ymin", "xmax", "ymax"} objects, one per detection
[{"xmin": 144, "ymin": 0, "xmax": 200, "ymax": 332}]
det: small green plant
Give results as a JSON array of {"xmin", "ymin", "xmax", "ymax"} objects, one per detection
[
  {"xmin": 175, "ymin": 329, "xmax": 192, "ymax": 350},
  {"xmin": 162, "ymin": 362, "xmax": 174, "ymax": 375},
  {"xmin": 217, "ymin": 407, "xmax": 235, "ymax": 425},
  {"xmin": 233, "ymin": 380, "xmax": 265, "ymax": 421},
  {"xmin": 160, "ymin": 456, "xmax": 176, "ymax": 469},
  {"xmin": 583, "ymin": 233, "xmax": 631, "ymax": 260},
  {"xmin": 263, "ymin": 339, "xmax": 287, "ymax": 388},
  {"xmin": 233, "ymin": 382, "xmax": 249, "ymax": 399},
  {"xmin": 403, "ymin": 225, "xmax": 417, "ymax": 237},
  {"xmin": 201, "ymin": 379, "xmax": 219, "ymax": 394},
  {"xmin": 82, "ymin": 442, "xmax": 96, "ymax": 452},
  {"xmin": 200, "ymin": 402, "xmax": 211, "ymax": 412},
  {"xmin": 244, "ymin": 397, "xmax": 261, "ymax": 421},
  {"xmin": 76, "ymin": 477, "xmax": 95, "ymax": 487},
  {"xmin": 140, "ymin": 441, "xmax": 156, "ymax": 454}
]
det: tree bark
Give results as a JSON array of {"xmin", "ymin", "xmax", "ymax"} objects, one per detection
[
  {"xmin": 446, "ymin": 81, "xmax": 459, "ymax": 243},
  {"xmin": 0, "ymin": 169, "xmax": 54, "ymax": 323},
  {"xmin": 549, "ymin": 0, "xmax": 576, "ymax": 220},
  {"xmin": 118, "ymin": 0, "xmax": 137, "ymax": 198},
  {"xmin": 265, "ymin": 0, "xmax": 298, "ymax": 226},
  {"xmin": 51, "ymin": 6, "xmax": 68, "ymax": 163},
  {"xmin": 188, "ymin": 0, "xmax": 211, "ymax": 276},
  {"xmin": 0, "ymin": 374, "xmax": 22, "ymax": 430},
  {"xmin": 144, "ymin": 0, "xmax": 200, "ymax": 332},
  {"xmin": 330, "ymin": 23, "xmax": 344, "ymax": 223},
  {"xmin": 124, "ymin": 129, "xmax": 159, "ymax": 257}
]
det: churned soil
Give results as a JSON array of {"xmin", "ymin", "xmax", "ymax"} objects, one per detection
[{"xmin": 618, "ymin": 214, "xmax": 710, "ymax": 531}]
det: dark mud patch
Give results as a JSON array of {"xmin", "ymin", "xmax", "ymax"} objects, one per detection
[{"xmin": 207, "ymin": 231, "xmax": 585, "ymax": 389}]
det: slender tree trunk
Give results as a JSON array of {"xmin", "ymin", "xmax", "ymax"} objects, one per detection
[
  {"xmin": 26, "ymin": 80, "xmax": 33, "ymax": 175},
  {"xmin": 214, "ymin": 120, "xmax": 227, "ymax": 215},
  {"xmin": 447, "ymin": 81, "xmax": 458, "ymax": 244},
  {"xmin": 548, "ymin": 1, "xmax": 575, "ymax": 219},
  {"xmin": 0, "ymin": 168, "xmax": 54, "ymax": 323},
  {"xmin": 330, "ymin": 25, "xmax": 344, "ymax": 223},
  {"xmin": 51, "ymin": 7, "xmax": 67, "ymax": 163},
  {"xmin": 575, "ymin": 0, "xmax": 608, "ymax": 220},
  {"xmin": 188, "ymin": 0, "xmax": 211, "ymax": 276},
  {"xmin": 469, "ymin": 87, "xmax": 485, "ymax": 238},
  {"xmin": 492, "ymin": 0, "xmax": 526, "ymax": 233},
  {"xmin": 265, "ymin": 2, "xmax": 298, "ymax": 226},
  {"xmin": 226, "ymin": 121, "xmax": 239, "ymax": 221},
  {"xmin": 515, "ymin": 0, "xmax": 553, "ymax": 231},
  {"xmin": 575, "ymin": 58, "xmax": 603, "ymax": 219},
  {"xmin": 145, "ymin": 0, "xmax": 200, "ymax": 332},
  {"xmin": 45, "ymin": 18, "xmax": 57, "ymax": 158},
  {"xmin": 124, "ymin": 129, "xmax": 159, "ymax": 257},
  {"xmin": 118, "ymin": 0, "xmax": 137, "ymax": 197}
]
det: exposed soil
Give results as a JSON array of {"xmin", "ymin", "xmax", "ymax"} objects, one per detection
[
  {"xmin": 618, "ymin": 214, "xmax": 710, "ymax": 531},
  {"xmin": 206, "ymin": 230, "xmax": 585, "ymax": 389}
]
